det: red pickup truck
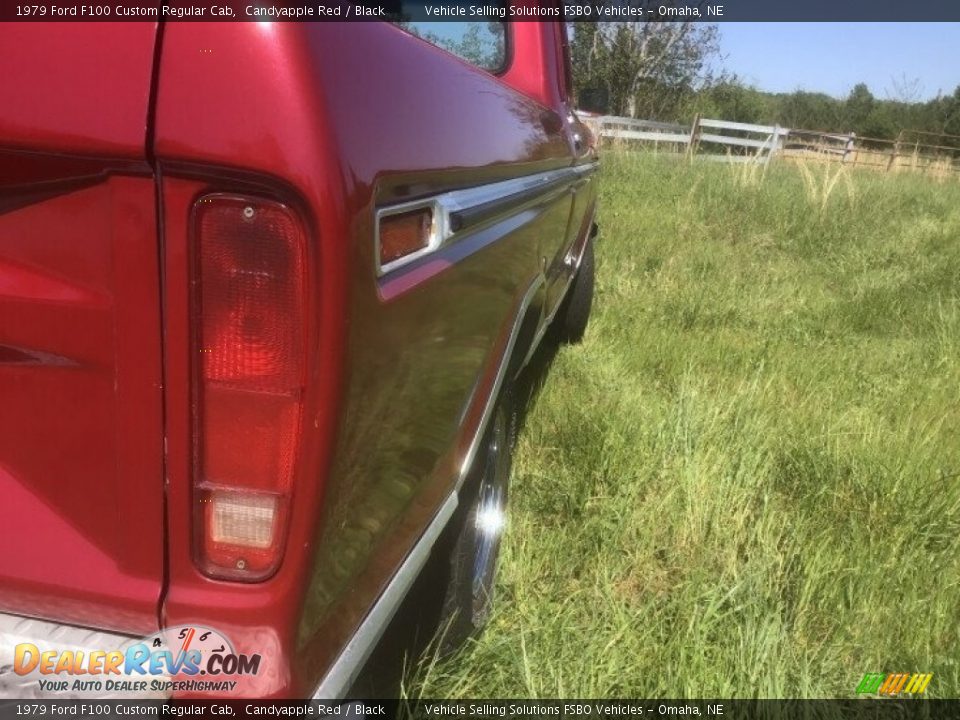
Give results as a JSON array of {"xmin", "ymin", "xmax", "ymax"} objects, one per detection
[{"xmin": 0, "ymin": 16, "xmax": 597, "ymax": 699}]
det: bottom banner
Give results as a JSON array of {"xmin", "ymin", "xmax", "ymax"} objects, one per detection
[{"xmin": 0, "ymin": 700, "xmax": 954, "ymax": 720}]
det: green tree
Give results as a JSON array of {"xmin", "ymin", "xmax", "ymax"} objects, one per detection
[
  {"xmin": 700, "ymin": 80, "xmax": 775, "ymax": 124},
  {"xmin": 571, "ymin": 10, "xmax": 721, "ymax": 120},
  {"xmin": 776, "ymin": 91, "xmax": 843, "ymax": 131},
  {"xmin": 845, "ymin": 83, "xmax": 876, "ymax": 132}
]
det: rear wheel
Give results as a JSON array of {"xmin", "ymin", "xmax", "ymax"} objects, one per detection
[
  {"xmin": 438, "ymin": 399, "xmax": 513, "ymax": 651},
  {"xmin": 557, "ymin": 238, "xmax": 595, "ymax": 344}
]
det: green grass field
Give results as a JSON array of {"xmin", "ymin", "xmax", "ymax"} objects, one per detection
[{"xmin": 408, "ymin": 153, "xmax": 960, "ymax": 699}]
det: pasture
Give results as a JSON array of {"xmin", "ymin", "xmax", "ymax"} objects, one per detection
[{"xmin": 407, "ymin": 152, "xmax": 960, "ymax": 700}]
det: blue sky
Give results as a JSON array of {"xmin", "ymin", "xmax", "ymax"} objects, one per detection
[{"xmin": 718, "ymin": 23, "xmax": 960, "ymax": 100}]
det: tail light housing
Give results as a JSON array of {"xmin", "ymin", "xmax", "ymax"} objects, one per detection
[{"xmin": 191, "ymin": 194, "xmax": 308, "ymax": 581}]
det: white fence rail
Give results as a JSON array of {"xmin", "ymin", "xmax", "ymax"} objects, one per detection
[
  {"xmin": 585, "ymin": 114, "xmax": 789, "ymax": 164},
  {"xmin": 589, "ymin": 116, "xmax": 690, "ymax": 145},
  {"xmin": 583, "ymin": 114, "xmax": 960, "ymax": 175}
]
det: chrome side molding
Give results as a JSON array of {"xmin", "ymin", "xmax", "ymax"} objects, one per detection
[{"xmin": 375, "ymin": 163, "xmax": 598, "ymax": 277}]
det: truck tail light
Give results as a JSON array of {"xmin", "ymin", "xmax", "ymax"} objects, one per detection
[{"xmin": 191, "ymin": 194, "xmax": 307, "ymax": 581}]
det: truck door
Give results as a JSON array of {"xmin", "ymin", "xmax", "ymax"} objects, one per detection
[{"xmin": 294, "ymin": 19, "xmax": 582, "ymax": 680}]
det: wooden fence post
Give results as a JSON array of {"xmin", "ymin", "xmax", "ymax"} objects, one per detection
[
  {"xmin": 765, "ymin": 125, "xmax": 784, "ymax": 165},
  {"xmin": 843, "ymin": 133, "xmax": 856, "ymax": 165},
  {"xmin": 686, "ymin": 114, "xmax": 702, "ymax": 160},
  {"xmin": 887, "ymin": 130, "xmax": 903, "ymax": 172}
]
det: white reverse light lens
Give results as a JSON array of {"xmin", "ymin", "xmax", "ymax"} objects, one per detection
[{"xmin": 210, "ymin": 491, "xmax": 278, "ymax": 549}]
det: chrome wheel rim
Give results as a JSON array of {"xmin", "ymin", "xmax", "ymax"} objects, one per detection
[{"xmin": 470, "ymin": 407, "xmax": 510, "ymax": 625}]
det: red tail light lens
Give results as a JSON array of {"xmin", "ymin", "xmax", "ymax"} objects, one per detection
[{"xmin": 191, "ymin": 194, "xmax": 307, "ymax": 581}]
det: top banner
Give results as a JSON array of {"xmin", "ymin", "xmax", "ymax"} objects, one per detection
[{"xmin": 5, "ymin": 0, "xmax": 960, "ymax": 22}]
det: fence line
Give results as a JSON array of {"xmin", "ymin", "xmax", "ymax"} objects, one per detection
[{"xmin": 582, "ymin": 114, "xmax": 960, "ymax": 175}]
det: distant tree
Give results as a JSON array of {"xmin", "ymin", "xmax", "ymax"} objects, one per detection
[
  {"xmin": 885, "ymin": 73, "xmax": 924, "ymax": 104},
  {"xmin": 571, "ymin": 9, "xmax": 721, "ymax": 119},
  {"xmin": 571, "ymin": 22, "xmax": 610, "ymax": 110},
  {"xmin": 776, "ymin": 90, "xmax": 842, "ymax": 130},
  {"xmin": 861, "ymin": 106, "xmax": 898, "ymax": 140},
  {"xmin": 567, "ymin": 20, "xmax": 956, "ymax": 145},
  {"xmin": 844, "ymin": 83, "xmax": 876, "ymax": 132},
  {"xmin": 698, "ymin": 79, "xmax": 773, "ymax": 123},
  {"xmin": 943, "ymin": 86, "xmax": 960, "ymax": 138}
]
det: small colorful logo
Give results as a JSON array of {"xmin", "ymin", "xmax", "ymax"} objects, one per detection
[{"xmin": 856, "ymin": 672, "xmax": 933, "ymax": 696}]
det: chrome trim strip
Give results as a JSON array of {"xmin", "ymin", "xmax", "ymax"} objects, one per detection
[
  {"xmin": 446, "ymin": 175, "xmax": 570, "ymax": 233},
  {"xmin": 376, "ymin": 163, "xmax": 598, "ymax": 277},
  {"xmin": 312, "ymin": 492, "xmax": 459, "ymax": 700}
]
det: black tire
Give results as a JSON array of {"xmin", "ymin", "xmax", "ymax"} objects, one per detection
[
  {"xmin": 437, "ymin": 399, "xmax": 514, "ymax": 653},
  {"xmin": 557, "ymin": 238, "xmax": 595, "ymax": 344}
]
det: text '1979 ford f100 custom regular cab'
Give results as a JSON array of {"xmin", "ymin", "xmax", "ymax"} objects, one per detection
[{"xmin": 0, "ymin": 12, "xmax": 597, "ymax": 699}]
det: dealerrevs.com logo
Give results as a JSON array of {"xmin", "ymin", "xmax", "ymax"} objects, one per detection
[{"xmin": 12, "ymin": 625, "xmax": 261, "ymax": 696}]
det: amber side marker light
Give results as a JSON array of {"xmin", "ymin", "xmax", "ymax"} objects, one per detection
[
  {"xmin": 378, "ymin": 207, "xmax": 434, "ymax": 272},
  {"xmin": 191, "ymin": 194, "xmax": 308, "ymax": 581}
]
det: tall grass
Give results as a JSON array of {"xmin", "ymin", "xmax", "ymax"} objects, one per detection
[{"xmin": 405, "ymin": 153, "xmax": 960, "ymax": 700}]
